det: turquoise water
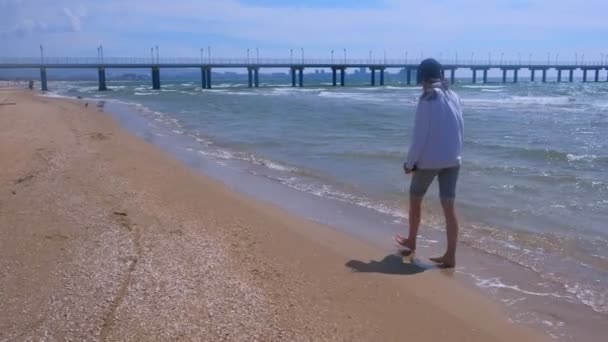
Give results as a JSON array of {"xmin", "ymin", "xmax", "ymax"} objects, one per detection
[{"xmin": 48, "ymin": 78, "xmax": 608, "ymax": 340}]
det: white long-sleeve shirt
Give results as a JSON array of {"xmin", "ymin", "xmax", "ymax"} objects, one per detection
[{"xmin": 406, "ymin": 83, "xmax": 464, "ymax": 170}]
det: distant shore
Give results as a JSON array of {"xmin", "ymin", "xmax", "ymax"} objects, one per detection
[{"xmin": 0, "ymin": 89, "xmax": 542, "ymax": 341}]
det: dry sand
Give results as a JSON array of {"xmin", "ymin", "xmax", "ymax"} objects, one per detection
[{"xmin": 0, "ymin": 90, "xmax": 544, "ymax": 341}]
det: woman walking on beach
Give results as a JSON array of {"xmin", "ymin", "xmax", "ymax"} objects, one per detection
[{"xmin": 395, "ymin": 58, "xmax": 464, "ymax": 268}]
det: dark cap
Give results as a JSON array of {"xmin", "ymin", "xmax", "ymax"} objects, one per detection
[{"xmin": 417, "ymin": 58, "xmax": 443, "ymax": 83}]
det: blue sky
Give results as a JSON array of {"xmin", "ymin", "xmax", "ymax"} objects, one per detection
[{"xmin": 1, "ymin": 0, "xmax": 607, "ymax": 63}]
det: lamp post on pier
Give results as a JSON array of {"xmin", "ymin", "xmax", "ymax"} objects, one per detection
[
  {"xmin": 40, "ymin": 45, "xmax": 44, "ymax": 64},
  {"xmin": 343, "ymin": 48, "xmax": 346, "ymax": 64},
  {"xmin": 331, "ymin": 50, "xmax": 334, "ymax": 64}
]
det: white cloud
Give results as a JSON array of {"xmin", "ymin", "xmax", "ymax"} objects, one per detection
[{"xmin": 62, "ymin": 7, "xmax": 84, "ymax": 32}]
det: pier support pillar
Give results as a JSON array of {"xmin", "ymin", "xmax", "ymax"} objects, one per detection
[
  {"xmin": 531, "ymin": 69, "xmax": 535, "ymax": 82},
  {"xmin": 595, "ymin": 69, "xmax": 599, "ymax": 82},
  {"xmin": 298, "ymin": 68, "xmax": 304, "ymax": 87},
  {"xmin": 482, "ymin": 69, "xmax": 488, "ymax": 84},
  {"xmin": 340, "ymin": 68, "xmax": 345, "ymax": 86},
  {"xmin": 557, "ymin": 69, "xmax": 562, "ymax": 83},
  {"xmin": 40, "ymin": 68, "xmax": 48, "ymax": 91},
  {"xmin": 332, "ymin": 68, "xmax": 337, "ymax": 86},
  {"xmin": 583, "ymin": 69, "xmax": 587, "ymax": 82},
  {"xmin": 370, "ymin": 68, "xmax": 376, "ymax": 86},
  {"xmin": 502, "ymin": 69, "xmax": 507, "ymax": 83},
  {"xmin": 201, "ymin": 68, "xmax": 208, "ymax": 89},
  {"xmin": 97, "ymin": 67, "xmax": 107, "ymax": 91},
  {"xmin": 254, "ymin": 68, "xmax": 259, "ymax": 87},
  {"xmin": 542, "ymin": 69, "xmax": 547, "ymax": 83},
  {"xmin": 472, "ymin": 69, "xmax": 477, "ymax": 84},
  {"xmin": 514, "ymin": 69, "xmax": 519, "ymax": 83},
  {"xmin": 291, "ymin": 68, "xmax": 296, "ymax": 87},
  {"xmin": 569, "ymin": 69, "xmax": 574, "ymax": 82},
  {"xmin": 450, "ymin": 69, "xmax": 455, "ymax": 84},
  {"xmin": 406, "ymin": 68, "xmax": 412, "ymax": 85},
  {"xmin": 247, "ymin": 68, "xmax": 252, "ymax": 88},
  {"xmin": 379, "ymin": 68, "xmax": 385, "ymax": 86},
  {"xmin": 206, "ymin": 68, "xmax": 212, "ymax": 89},
  {"xmin": 151, "ymin": 67, "xmax": 161, "ymax": 89}
]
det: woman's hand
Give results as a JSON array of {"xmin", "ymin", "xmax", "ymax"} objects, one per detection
[{"xmin": 403, "ymin": 162, "xmax": 413, "ymax": 174}]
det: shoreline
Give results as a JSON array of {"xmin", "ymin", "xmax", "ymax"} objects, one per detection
[{"xmin": 0, "ymin": 89, "xmax": 545, "ymax": 340}]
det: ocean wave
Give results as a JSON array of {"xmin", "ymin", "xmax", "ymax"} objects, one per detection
[
  {"xmin": 566, "ymin": 153, "xmax": 599, "ymax": 162},
  {"xmin": 269, "ymin": 176, "xmax": 407, "ymax": 219},
  {"xmin": 461, "ymin": 85, "xmax": 506, "ymax": 89},
  {"xmin": 460, "ymin": 271, "xmax": 573, "ymax": 299},
  {"xmin": 222, "ymin": 91, "xmax": 258, "ymax": 96},
  {"xmin": 271, "ymin": 88, "xmax": 326, "ymax": 94},
  {"xmin": 195, "ymin": 147, "xmax": 298, "ymax": 173},
  {"xmin": 134, "ymin": 92, "xmax": 155, "ymax": 96},
  {"xmin": 318, "ymin": 91, "xmax": 389, "ymax": 102},
  {"xmin": 467, "ymin": 141, "xmax": 606, "ymax": 165},
  {"xmin": 39, "ymin": 92, "xmax": 73, "ymax": 99},
  {"xmin": 464, "ymin": 95, "xmax": 575, "ymax": 106}
]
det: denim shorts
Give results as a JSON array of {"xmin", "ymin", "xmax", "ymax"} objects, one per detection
[{"xmin": 409, "ymin": 166, "xmax": 460, "ymax": 199}]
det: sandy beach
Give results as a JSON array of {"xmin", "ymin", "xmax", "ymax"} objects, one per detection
[{"xmin": 0, "ymin": 89, "xmax": 543, "ymax": 341}]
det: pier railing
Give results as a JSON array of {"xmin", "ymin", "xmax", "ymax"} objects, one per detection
[{"xmin": 1, "ymin": 57, "xmax": 607, "ymax": 67}]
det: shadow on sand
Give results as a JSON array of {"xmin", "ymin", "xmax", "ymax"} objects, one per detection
[{"xmin": 345, "ymin": 253, "xmax": 431, "ymax": 276}]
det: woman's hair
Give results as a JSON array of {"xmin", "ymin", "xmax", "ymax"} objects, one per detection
[{"xmin": 416, "ymin": 58, "xmax": 443, "ymax": 84}]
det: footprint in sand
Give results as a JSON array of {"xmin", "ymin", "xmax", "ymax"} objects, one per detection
[
  {"xmin": 45, "ymin": 232, "xmax": 69, "ymax": 241},
  {"xmin": 90, "ymin": 132, "xmax": 110, "ymax": 141},
  {"xmin": 113, "ymin": 211, "xmax": 132, "ymax": 231}
]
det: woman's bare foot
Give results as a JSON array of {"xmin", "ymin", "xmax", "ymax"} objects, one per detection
[
  {"xmin": 429, "ymin": 254, "xmax": 455, "ymax": 268},
  {"xmin": 394, "ymin": 234, "xmax": 416, "ymax": 251}
]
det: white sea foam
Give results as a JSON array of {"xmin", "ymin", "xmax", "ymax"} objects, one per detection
[
  {"xmin": 269, "ymin": 176, "xmax": 407, "ymax": 219},
  {"xmin": 464, "ymin": 95, "xmax": 574, "ymax": 107},
  {"xmin": 318, "ymin": 91, "xmax": 388, "ymax": 102},
  {"xmin": 566, "ymin": 153, "xmax": 598, "ymax": 162},
  {"xmin": 461, "ymin": 272, "xmax": 573, "ymax": 299},
  {"xmin": 134, "ymin": 92, "xmax": 155, "ymax": 96},
  {"xmin": 462, "ymin": 85, "xmax": 505, "ymax": 89},
  {"xmin": 39, "ymin": 92, "xmax": 72, "ymax": 99}
]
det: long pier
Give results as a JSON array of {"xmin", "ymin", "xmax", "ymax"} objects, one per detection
[{"xmin": 1, "ymin": 57, "xmax": 607, "ymax": 91}]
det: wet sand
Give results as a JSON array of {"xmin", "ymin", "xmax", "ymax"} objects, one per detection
[{"xmin": 0, "ymin": 89, "xmax": 544, "ymax": 341}]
